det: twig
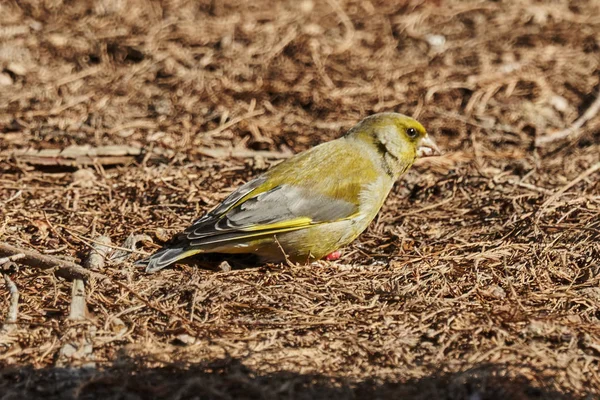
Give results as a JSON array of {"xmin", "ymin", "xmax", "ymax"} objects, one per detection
[
  {"xmin": 0, "ymin": 253, "xmax": 25, "ymax": 266},
  {"xmin": 68, "ymin": 279, "xmax": 88, "ymax": 321},
  {"xmin": 196, "ymin": 109, "xmax": 265, "ymax": 141},
  {"xmin": 3, "ymin": 145, "xmax": 174, "ymax": 167},
  {"xmin": 194, "ymin": 146, "xmax": 293, "ymax": 160},
  {"xmin": 0, "ymin": 189, "xmax": 22, "ymax": 205},
  {"xmin": 262, "ymin": 26, "xmax": 299, "ymax": 63},
  {"xmin": 1, "ymin": 266, "xmax": 19, "ymax": 333},
  {"xmin": 83, "ymin": 236, "xmax": 112, "ymax": 271},
  {"xmin": 69, "ymin": 236, "xmax": 111, "ymax": 321},
  {"xmin": 273, "ymin": 236, "xmax": 296, "ymax": 268},
  {"xmin": 0, "ymin": 242, "xmax": 94, "ymax": 280},
  {"xmin": 59, "ymin": 237, "xmax": 110, "ymax": 368},
  {"xmin": 108, "ymin": 119, "xmax": 157, "ymax": 135},
  {"xmin": 24, "ymin": 93, "xmax": 93, "ymax": 118},
  {"xmin": 53, "ymin": 65, "xmax": 103, "ymax": 88},
  {"xmin": 535, "ymin": 88, "xmax": 600, "ymax": 146}
]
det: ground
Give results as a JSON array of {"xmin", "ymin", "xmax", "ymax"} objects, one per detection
[{"xmin": 1, "ymin": 0, "xmax": 600, "ymax": 399}]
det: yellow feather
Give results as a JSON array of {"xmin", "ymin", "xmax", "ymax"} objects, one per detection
[{"xmin": 241, "ymin": 217, "xmax": 313, "ymax": 231}]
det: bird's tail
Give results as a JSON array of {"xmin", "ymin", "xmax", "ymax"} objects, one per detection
[{"xmin": 136, "ymin": 246, "xmax": 201, "ymax": 273}]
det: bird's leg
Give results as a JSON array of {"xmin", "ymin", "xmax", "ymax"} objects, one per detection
[{"xmin": 324, "ymin": 250, "xmax": 342, "ymax": 261}]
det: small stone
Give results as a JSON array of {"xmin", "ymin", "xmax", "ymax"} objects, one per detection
[
  {"xmin": 0, "ymin": 73, "xmax": 13, "ymax": 86},
  {"xmin": 155, "ymin": 228, "xmax": 171, "ymax": 242},
  {"xmin": 6, "ymin": 62, "xmax": 27, "ymax": 76},
  {"xmin": 488, "ymin": 285, "xmax": 506, "ymax": 299},
  {"xmin": 549, "ymin": 95, "xmax": 569, "ymax": 112},
  {"xmin": 527, "ymin": 320, "xmax": 547, "ymax": 336},
  {"xmin": 48, "ymin": 33, "xmax": 69, "ymax": 48},
  {"xmin": 59, "ymin": 343, "xmax": 77, "ymax": 358},
  {"xmin": 303, "ymin": 23, "xmax": 323, "ymax": 36},
  {"xmin": 299, "ymin": 0, "xmax": 314, "ymax": 13},
  {"xmin": 499, "ymin": 62, "xmax": 521, "ymax": 74},
  {"xmin": 29, "ymin": 20, "xmax": 43, "ymax": 31},
  {"xmin": 109, "ymin": 317, "xmax": 127, "ymax": 335},
  {"xmin": 174, "ymin": 334, "xmax": 196, "ymax": 345},
  {"xmin": 72, "ymin": 169, "xmax": 96, "ymax": 187},
  {"xmin": 425, "ymin": 34, "xmax": 446, "ymax": 49},
  {"xmin": 219, "ymin": 261, "xmax": 232, "ymax": 272},
  {"xmin": 248, "ymin": 155, "xmax": 267, "ymax": 171},
  {"xmin": 152, "ymin": 98, "xmax": 172, "ymax": 116}
]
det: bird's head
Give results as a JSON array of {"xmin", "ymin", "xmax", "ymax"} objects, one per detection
[{"xmin": 346, "ymin": 112, "xmax": 441, "ymax": 177}]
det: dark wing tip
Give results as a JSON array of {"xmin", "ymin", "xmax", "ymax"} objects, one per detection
[
  {"xmin": 133, "ymin": 257, "xmax": 149, "ymax": 267},
  {"xmin": 138, "ymin": 246, "xmax": 186, "ymax": 273}
]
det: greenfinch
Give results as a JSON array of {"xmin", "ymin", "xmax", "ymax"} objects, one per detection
[{"xmin": 141, "ymin": 112, "xmax": 440, "ymax": 272}]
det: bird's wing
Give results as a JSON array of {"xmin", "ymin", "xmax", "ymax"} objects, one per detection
[
  {"xmin": 141, "ymin": 139, "xmax": 386, "ymax": 272},
  {"xmin": 180, "ymin": 139, "xmax": 384, "ymax": 246},
  {"xmin": 181, "ymin": 180, "xmax": 358, "ymax": 246},
  {"xmin": 141, "ymin": 177, "xmax": 360, "ymax": 272}
]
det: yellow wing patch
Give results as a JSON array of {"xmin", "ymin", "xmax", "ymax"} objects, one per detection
[
  {"xmin": 241, "ymin": 217, "xmax": 313, "ymax": 232},
  {"xmin": 201, "ymin": 212, "xmax": 360, "ymax": 247}
]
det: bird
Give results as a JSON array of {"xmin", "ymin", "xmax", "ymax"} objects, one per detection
[{"xmin": 140, "ymin": 112, "xmax": 441, "ymax": 273}]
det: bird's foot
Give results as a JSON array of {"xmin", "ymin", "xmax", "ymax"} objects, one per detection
[{"xmin": 324, "ymin": 250, "xmax": 342, "ymax": 261}]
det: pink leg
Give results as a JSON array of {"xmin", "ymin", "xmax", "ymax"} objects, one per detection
[{"xmin": 324, "ymin": 250, "xmax": 342, "ymax": 261}]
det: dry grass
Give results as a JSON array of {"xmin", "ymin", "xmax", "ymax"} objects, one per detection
[{"xmin": 1, "ymin": 0, "xmax": 600, "ymax": 398}]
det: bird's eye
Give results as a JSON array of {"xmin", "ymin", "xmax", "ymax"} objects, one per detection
[{"xmin": 406, "ymin": 127, "xmax": 418, "ymax": 138}]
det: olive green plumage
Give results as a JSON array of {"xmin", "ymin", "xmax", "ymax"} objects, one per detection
[{"xmin": 141, "ymin": 112, "xmax": 440, "ymax": 272}]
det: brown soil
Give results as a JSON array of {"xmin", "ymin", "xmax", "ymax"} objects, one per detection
[{"xmin": 1, "ymin": 0, "xmax": 599, "ymax": 398}]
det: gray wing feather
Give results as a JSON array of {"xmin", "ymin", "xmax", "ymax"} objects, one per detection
[
  {"xmin": 185, "ymin": 184, "xmax": 356, "ymax": 241},
  {"xmin": 189, "ymin": 176, "xmax": 267, "ymax": 227}
]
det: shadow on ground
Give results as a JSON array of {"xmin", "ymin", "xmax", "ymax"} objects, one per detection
[{"xmin": 0, "ymin": 358, "xmax": 574, "ymax": 400}]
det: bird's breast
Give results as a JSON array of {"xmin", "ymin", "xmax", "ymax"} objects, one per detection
[{"xmin": 356, "ymin": 175, "xmax": 394, "ymax": 226}]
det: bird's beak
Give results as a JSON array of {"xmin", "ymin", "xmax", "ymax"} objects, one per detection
[{"xmin": 417, "ymin": 135, "xmax": 441, "ymax": 158}]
